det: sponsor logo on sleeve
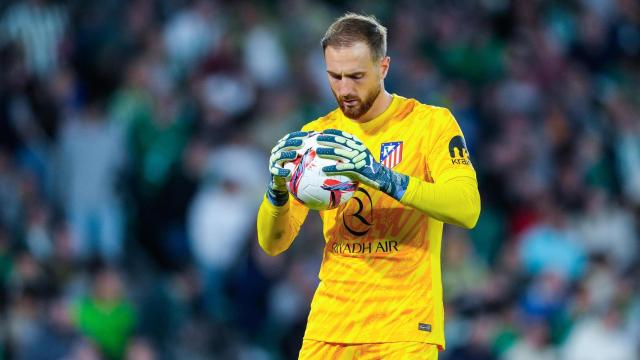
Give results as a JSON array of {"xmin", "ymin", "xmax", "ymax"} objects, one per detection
[{"xmin": 448, "ymin": 136, "xmax": 471, "ymax": 165}]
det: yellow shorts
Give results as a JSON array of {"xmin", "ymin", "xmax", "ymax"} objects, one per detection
[{"xmin": 298, "ymin": 339, "xmax": 439, "ymax": 360}]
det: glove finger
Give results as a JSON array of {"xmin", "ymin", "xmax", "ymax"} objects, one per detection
[
  {"xmin": 322, "ymin": 129, "xmax": 362, "ymax": 142},
  {"xmin": 316, "ymin": 134, "xmax": 350, "ymax": 148},
  {"xmin": 272, "ymin": 140, "xmax": 286, "ymax": 153},
  {"xmin": 322, "ymin": 162, "xmax": 356, "ymax": 174},
  {"xmin": 272, "ymin": 137, "xmax": 302, "ymax": 153},
  {"xmin": 272, "ymin": 150, "xmax": 297, "ymax": 165},
  {"xmin": 351, "ymin": 151, "xmax": 369, "ymax": 164},
  {"xmin": 270, "ymin": 166, "xmax": 291, "ymax": 178},
  {"xmin": 281, "ymin": 138, "xmax": 304, "ymax": 150},
  {"xmin": 269, "ymin": 151, "xmax": 297, "ymax": 173},
  {"xmin": 316, "ymin": 147, "xmax": 358, "ymax": 161},
  {"xmin": 282, "ymin": 131, "xmax": 309, "ymax": 141},
  {"xmin": 322, "ymin": 129, "xmax": 348, "ymax": 138},
  {"xmin": 317, "ymin": 135, "xmax": 366, "ymax": 152},
  {"xmin": 322, "ymin": 164, "xmax": 339, "ymax": 174}
]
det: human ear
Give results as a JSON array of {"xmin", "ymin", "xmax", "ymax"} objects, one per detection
[{"xmin": 380, "ymin": 56, "xmax": 390, "ymax": 79}]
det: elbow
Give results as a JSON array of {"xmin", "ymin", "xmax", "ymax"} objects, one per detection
[
  {"xmin": 258, "ymin": 232, "xmax": 287, "ymax": 256},
  {"xmin": 260, "ymin": 243, "xmax": 285, "ymax": 256},
  {"xmin": 458, "ymin": 187, "xmax": 481, "ymax": 229},
  {"xmin": 460, "ymin": 204, "xmax": 481, "ymax": 229},
  {"xmin": 433, "ymin": 176, "xmax": 481, "ymax": 229}
]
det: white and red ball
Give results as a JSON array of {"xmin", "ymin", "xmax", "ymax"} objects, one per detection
[{"xmin": 285, "ymin": 132, "xmax": 358, "ymax": 210}]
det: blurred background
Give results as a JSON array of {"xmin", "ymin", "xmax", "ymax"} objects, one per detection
[{"xmin": 0, "ymin": 0, "xmax": 639, "ymax": 359}]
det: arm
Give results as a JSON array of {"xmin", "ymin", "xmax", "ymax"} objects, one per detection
[
  {"xmin": 257, "ymin": 194, "xmax": 309, "ymax": 256},
  {"xmin": 257, "ymin": 131, "xmax": 311, "ymax": 256},
  {"xmin": 317, "ymin": 141, "xmax": 480, "ymax": 228},
  {"xmin": 317, "ymin": 109, "xmax": 480, "ymax": 229},
  {"xmin": 400, "ymin": 174, "xmax": 480, "ymax": 229},
  {"xmin": 404, "ymin": 108, "xmax": 480, "ymax": 228}
]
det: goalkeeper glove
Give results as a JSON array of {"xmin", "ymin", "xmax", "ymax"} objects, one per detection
[
  {"xmin": 316, "ymin": 129, "xmax": 409, "ymax": 201},
  {"xmin": 266, "ymin": 131, "xmax": 309, "ymax": 206}
]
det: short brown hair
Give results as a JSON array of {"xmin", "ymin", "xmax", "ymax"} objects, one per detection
[{"xmin": 321, "ymin": 13, "xmax": 387, "ymax": 61}]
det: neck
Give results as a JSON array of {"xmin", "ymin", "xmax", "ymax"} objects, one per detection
[{"xmin": 356, "ymin": 89, "xmax": 393, "ymax": 123}]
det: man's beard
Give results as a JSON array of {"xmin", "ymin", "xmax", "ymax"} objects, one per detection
[{"xmin": 335, "ymin": 85, "xmax": 381, "ymax": 120}]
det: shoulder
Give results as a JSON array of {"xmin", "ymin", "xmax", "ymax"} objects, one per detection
[
  {"xmin": 414, "ymin": 102, "xmax": 454, "ymax": 123},
  {"xmin": 397, "ymin": 96, "xmax": 456, "ymax": 127},
  {"xmin": 301, "ymin": 108, "xmax": 342, "ymax": 132}
]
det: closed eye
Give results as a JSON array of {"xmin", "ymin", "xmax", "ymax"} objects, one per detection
[{"xmin": 327, "ymin": 71, "xmax": 366, "ymax": 80}]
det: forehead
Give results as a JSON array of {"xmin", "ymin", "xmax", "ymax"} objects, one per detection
[{"xmin": 324, "ymin": 42, "xmax": 375, "ymax": 72}]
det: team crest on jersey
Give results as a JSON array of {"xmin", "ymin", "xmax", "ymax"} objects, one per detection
[{"xmin": 380, "ymin": 141, "xmax": 403, "ymax": 168}]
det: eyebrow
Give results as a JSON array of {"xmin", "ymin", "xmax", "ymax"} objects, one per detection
[{"xmin": 327, "ymin": 70, "xmax": 366, "ymax": 78}]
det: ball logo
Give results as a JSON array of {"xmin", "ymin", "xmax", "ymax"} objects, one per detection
[
  {"xmin": 342, "ymin": 188, "xmax": 374, "ymax": 236},
  {"xmin": 448, "ymin": 135, "xmax": 470, "ymax": 165},
  {"xmin": 321, "ymin": 179, "xmax": 358, "ymax": 209},
  {"xmin": 289, "ymin": 148, "xmax": 315, "ymax": 203}
]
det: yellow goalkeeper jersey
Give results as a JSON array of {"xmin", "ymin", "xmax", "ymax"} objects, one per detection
[{"xmin": 260, "ymin": 94, "xmax": 477, "ymax": 350}]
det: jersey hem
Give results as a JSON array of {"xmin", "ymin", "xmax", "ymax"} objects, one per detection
[{"xmin": 302, "ymin": 335, "xmax": 445, "ymax": 350}]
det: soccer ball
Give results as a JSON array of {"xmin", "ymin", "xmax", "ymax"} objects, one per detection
[{"xmin": 285, "ymin": 132, "xmax": 358, "ymax": 210}]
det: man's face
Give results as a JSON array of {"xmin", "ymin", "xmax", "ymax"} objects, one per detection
[{"xmin": 325, "ymin": 42, "xmax": 389, "ymax": 120}]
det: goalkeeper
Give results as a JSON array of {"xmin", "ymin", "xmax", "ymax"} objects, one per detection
[{"xmin": 258, "ymin": 13, "xmax": 480, "ymax": 359}]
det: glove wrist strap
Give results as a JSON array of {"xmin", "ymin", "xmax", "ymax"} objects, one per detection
[
  {"xmin": 378, "ymin": 166, "xmax": 409, "ymax": 201},
  {"xmin": 266, "ymin": 178, "xmax": 289, "ymax": 206}
]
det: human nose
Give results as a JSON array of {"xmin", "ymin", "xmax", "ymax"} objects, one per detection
[{"xmin": 335, "ymin": 78, "xmax": 355, "ymax": 98}]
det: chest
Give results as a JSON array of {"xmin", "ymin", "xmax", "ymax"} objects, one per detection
[{"xmin": 356, "ymin": 126, "xmax": 428, "ymax": 179}]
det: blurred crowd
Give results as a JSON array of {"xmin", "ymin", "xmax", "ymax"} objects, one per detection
[{"xmin": 0, "ymin": 0, "xmax": 639, "ymax": 359}]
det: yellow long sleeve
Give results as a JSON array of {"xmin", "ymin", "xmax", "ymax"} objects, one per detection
[
  {"xmin": 257, "ymin": 195, "xmax": 309, "ymax": 256},
  {"xmin": 399, "ymin": 173, "xmax": 480, "ymax": 229}
]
